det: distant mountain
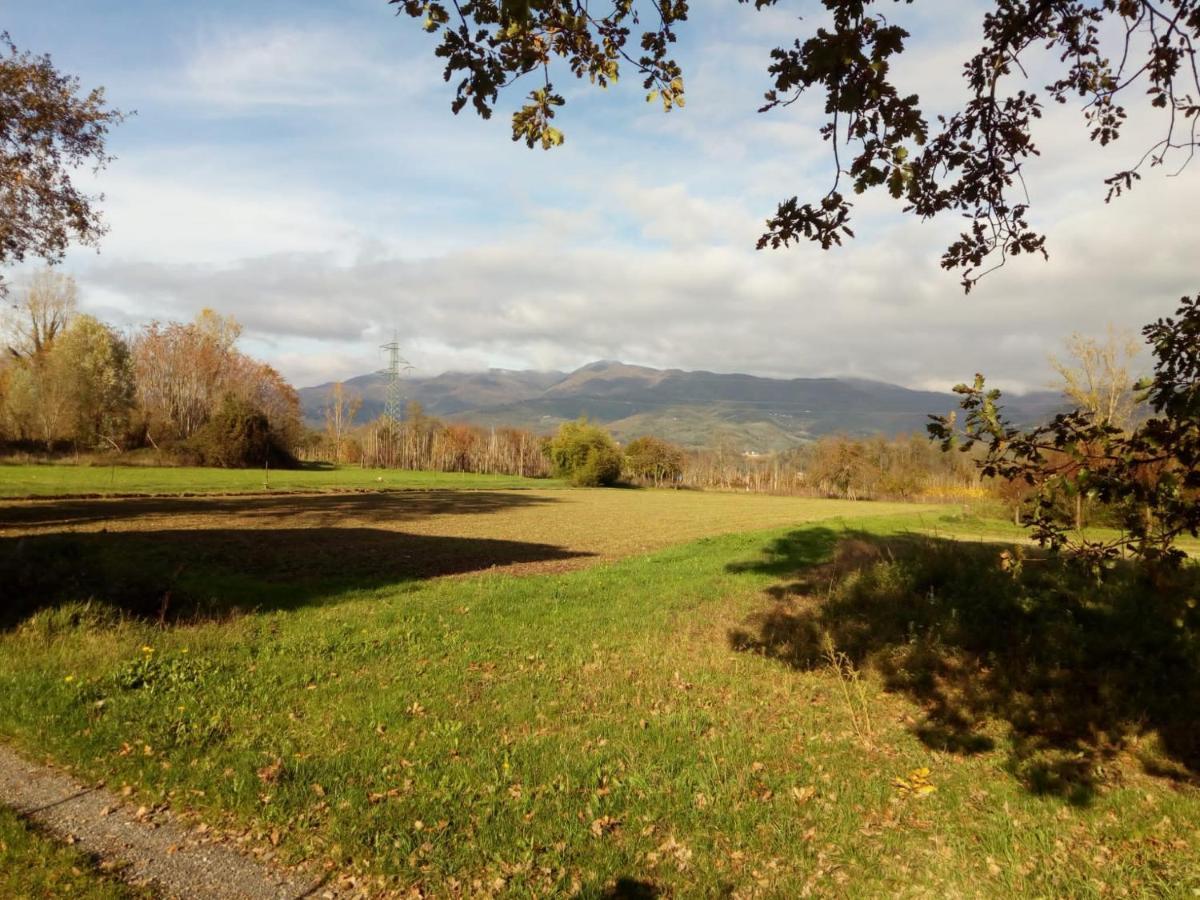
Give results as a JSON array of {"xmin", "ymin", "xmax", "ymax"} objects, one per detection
[{"xmin": 298, "ymin": 360, "xmax": 1063, "ymax": 452}]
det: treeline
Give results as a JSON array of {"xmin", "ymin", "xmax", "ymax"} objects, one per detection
[
  {"xmin": 306, "ymin": 380, "xmax": 990, "ymax": 497},
  {"xmin": 543, "ymin": 422, "xmax": 986, "ymax": 499},
  {"xmin": 301, "ymin": 393, "xmax": 552, "ymax": 477},
  {"xmin": 678, "ymin": 433, "xmax": 986, "ymax": 501},
  {"xmin": 0, "ymin": 271, "xmax": 302, "ymax": 465}
]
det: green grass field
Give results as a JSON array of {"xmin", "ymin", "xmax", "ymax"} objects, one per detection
[
  {"xmin": 1, "ymin": 476, "xmax": 1198, "ymax": 896},
  {"xmin": 0, "ymin": 462, "xmax": 562, "ymax": 497}
]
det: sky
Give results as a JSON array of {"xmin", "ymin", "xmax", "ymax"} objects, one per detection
[{"xmin": 4, "ymin": 0, "xmax": 1197, "ymax": 392}]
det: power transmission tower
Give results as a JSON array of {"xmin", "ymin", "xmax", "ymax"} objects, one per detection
[{"xmin": 377, "ymin": 333, "xmax": 414, "ymax": 426}]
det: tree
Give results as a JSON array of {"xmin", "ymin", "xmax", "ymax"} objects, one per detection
[
  {"xmin": 1049, "ymin": 327, "xmax": 1143, "ymax": 431},
  {"xmin": 323, "ymin": 381, "xmax": 363, "ymax": 463},
  {"xmin": 394, "ymin": 0, "xmax": 1200, "ymax": 290},
  {"xmin": 131, "ymin": 310, "xmax": 291, "ymax": 446},
  {"xmin": 52, "ymin": 313, "xmax": 133, "ymax": 449},
  {"xmin": 546, "ymin": 419, "xmax": 623, "ymax": 486},
  {"xmin": 188, "ymin": 394, "xmax": 277, "ymax": 469},
  {"xmin": 624, "ymin": 435, "xmax": 685, "ymax": 486},
  {"xmin": 929, "ymin": 293, "xmax": 1200, "ymax": 570},
  {"xmin": 0, "ymin": 311, "xmax": 132, "ymax": 450},
  {"xmin": 0, "ymin": 33, "xmax": 125, "ymax": 293},
  {"xmin": 3, "ymin": 268, "xmax": 77, "ymax": 359},
  {"xmin": 1048, "ymin": 326, "xmax": 1145, "ymax": 529}
]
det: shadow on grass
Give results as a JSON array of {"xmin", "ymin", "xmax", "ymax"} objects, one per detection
[
  {"xmin": 0, "ymin": 524, "xmax": 592, "ymax": 628},
  {"xmin": 583, "ymin": 878, "xmax": 661, "ymax": 899},
  {"xmin": 727, "ymin": 528, "xmax": 1200, "ymax": 803},
  {"xmin": 0, "ymin": 488, "xmax": 559, "ymax": 531}
]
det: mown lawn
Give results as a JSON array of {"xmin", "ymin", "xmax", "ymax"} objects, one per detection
[
  {"xmin": 1, "ymin": 494, "xmax": 1197, "ymax": 897},
  {"xmin": 0, "ymin": 806, "xmax": 148, "ymax": 899},
  {"xmin": 0, "ymin": 462, "xmax": 562, "ymax": 497}
]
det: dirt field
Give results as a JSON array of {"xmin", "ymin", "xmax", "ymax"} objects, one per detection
[{"xmin": 0, "ymin": 488, "xmax": 942, "ymax": 582}]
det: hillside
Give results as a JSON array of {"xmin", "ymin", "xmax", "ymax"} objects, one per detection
[{"xmin": 298, "ymin": 360, "xmax": 1062, "ymax": 451}]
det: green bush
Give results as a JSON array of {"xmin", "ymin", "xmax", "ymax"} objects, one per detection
[
  {"xmin": 186, "ymin": 395, "xmax": 295, "ymax": 468},
  {"xmin": 546, "ymin": 419, "xmax": 622, "ymax": 486},
  {"xmin": 624, "ymin": 435, "xmax": 685, "ymax": 485}
]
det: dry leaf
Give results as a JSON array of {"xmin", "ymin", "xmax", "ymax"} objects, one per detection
[{"xmin": 590, "ymin": 816, "xmax": 621, "ymax": 837}]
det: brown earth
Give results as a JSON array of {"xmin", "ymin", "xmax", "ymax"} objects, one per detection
[{"xmin": 0, "ymin": 488, "xmax": 934, "ymax": 578}]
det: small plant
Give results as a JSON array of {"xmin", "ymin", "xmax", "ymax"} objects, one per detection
[
  {"xmin": 822, "ymin": 633, "xmax": 873, "ymax": 742},
  {"xmin": 113, "ymin": 647, "xmax": 215, "ymax": 694}
]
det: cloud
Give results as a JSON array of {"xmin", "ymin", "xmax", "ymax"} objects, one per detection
[
  {"xmin": 16, "ymin": 0, "xmax": 1198, "ymax": 396},
  {"xmin": 80, "ymin": 157, "xmax": 1200, "ymax": 392},
  {"xmin": 174, "ymin": 24, "xmax": 432, "ymax": 111}
]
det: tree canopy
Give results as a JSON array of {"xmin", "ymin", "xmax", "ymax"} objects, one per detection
[
  {"xmin": 393, "ymin": 0, "xmax": 1200, "ymax": 289},
  {"xmin": 0, "ymin": 32, "xmax": 125, "ymax": 294}
]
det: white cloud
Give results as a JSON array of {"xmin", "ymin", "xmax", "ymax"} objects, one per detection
[
  {"xmin": 79, "ymin": 156, "xmax": 1199, "ymax": 393},
  {"xmin": 18, "ymin": 0, "xmax": 1197, "ymax": 398},
  {"xmin": 175, "ymin": 24, "xmax": 432, "ymax": 110}
]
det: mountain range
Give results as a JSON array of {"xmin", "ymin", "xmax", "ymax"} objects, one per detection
[{"xmin": 297, "ymin": 360, "xmax": 1064, "ymax": 452}]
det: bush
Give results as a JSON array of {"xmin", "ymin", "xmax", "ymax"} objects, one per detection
[
  {"xmin": 546, "ymin": 419, "xmax": 622, "ymax": 486},
  {"xmin": 624, "ymin": 435, "xmax": 685, "ymax": 486},
  {"xmin": 186, "ymin": 395, "xmax": 295, "ymax": 468}
]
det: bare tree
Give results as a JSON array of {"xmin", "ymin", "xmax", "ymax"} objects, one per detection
[
  {"xmin": 1046, "ymin": 326, "xmax": 1146, "ymax": 531},
  {"xmin": 323, "ymin": 382, "xmax": 361, "ymax": 464},
  {"xmin": 1049, "ymin": 327, "xmax": 1143, "ymax": 431},
  {"xmin": 4, "ymin": 268, "xmax": 77, "ymax": 359}
]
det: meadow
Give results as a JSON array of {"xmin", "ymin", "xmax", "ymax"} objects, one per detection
[
  {"xmin": 0, "ymin": 465, "xmax": 1197, "ymax": 897},
  {"xmin": 0, "ymin": 462, "xmax": 561, "ymax": 498}
]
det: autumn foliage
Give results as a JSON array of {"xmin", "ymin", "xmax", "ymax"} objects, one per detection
[{"xmin": 0, "ymin": 278, "xmax": 300, "ymax": 465}]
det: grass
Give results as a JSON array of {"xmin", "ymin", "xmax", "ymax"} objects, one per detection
[
  {"xmin": 0, "ymin": 461, "xmax": 562, "ymax": 497},
  {"xmin": 0, "ymin": 806, "xmax": 148, "ymax": 899},
  {"xmin": 918, "ymin": 507, "xmax": 1200, "ymax": 557},
  {"xmin": 1, "ymin": 486, "xmax": 1198, "ymax": 896}
]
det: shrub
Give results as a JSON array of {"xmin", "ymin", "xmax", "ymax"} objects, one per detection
[
  {"xmin": 546, "ymin": 419, "xmax": 622, "ymax": 486},
  {"xmin": 624, "ymin": 435, "xmax": 685, "ymax": 486},
  {"xmin": 186, "ymin": 395, "xmax": 295, "ymax": 468}
]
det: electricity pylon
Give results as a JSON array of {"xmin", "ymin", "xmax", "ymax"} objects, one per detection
[{"xmin": 377, "ymin": 333, "xmax": 414, "ymax": 425}]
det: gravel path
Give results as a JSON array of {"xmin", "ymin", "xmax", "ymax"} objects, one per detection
[{"xmin": 0, "ymin": 744, "xmax": 327, "ymax": 899}]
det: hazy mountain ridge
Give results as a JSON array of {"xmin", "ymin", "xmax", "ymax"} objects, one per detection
[{"xmin": 300, "ymin": 360, "xmax": 1063, "ymax": 452}]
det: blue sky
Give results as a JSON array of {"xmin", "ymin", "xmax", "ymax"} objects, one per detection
[{"xmin": 5, "ymin": 1, "xmax": 1197, "ymax": 390}]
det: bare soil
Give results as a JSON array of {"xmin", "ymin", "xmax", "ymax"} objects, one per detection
[{"xmin": 0, "ymin": 488, "xmax": 930, "ymax": 581}]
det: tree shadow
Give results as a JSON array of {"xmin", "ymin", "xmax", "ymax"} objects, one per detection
[
  {"xmin": 574, "ymin": 877, "xmax": 661, "ymax": 899},
  {"xmin": 0, "ymin": 488, "xmax": 559, "ymax": 532},
  {"xmin": 0, "ymin": 526, "xmax": 592, "ymax": 628},
  {"xmin": 727, "ymin": 528, "xmax": 1200, "ymax": 803}
]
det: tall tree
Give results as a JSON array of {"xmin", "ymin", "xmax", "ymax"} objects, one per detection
[
  {"xmin": 3, "ymin": 268, "xmax": 77, "ymax": 359},
  {"xmin": 0, "ymin": 33, "xmax": 125, "ymax": 293},
  {"xmin": 394, "ymin": 0, "xmax": 1200, "ymax": 289},
  {"xmin": 51, "ymin": 313, "xmax": 134, "ymax": 449},
  {"xmin": 1049, "ymin": 327, "xmax": 1143, "ymax": 431},
  {"xmin": 323, "ymin": 381, "xmax": 363, "ymax": 463}
]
